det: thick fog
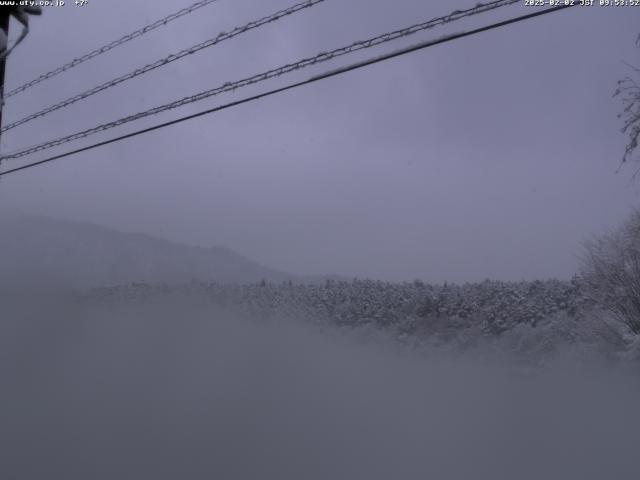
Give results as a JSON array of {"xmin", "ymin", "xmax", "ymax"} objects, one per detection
[
  {"xmin": 0, "ymin": 0, "xmax": 638, "ymax": 281},
  {"xmin": 2, "ymin": 295, "xmax": 640, "ymax": 480},
  {"xmin": 2, "ymin": 3, "xmax": 640, "ymax": 478}
]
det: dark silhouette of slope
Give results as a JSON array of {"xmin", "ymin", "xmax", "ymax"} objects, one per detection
[{"xmin": 0, "ymin": 215, "xmax": 308, "ymax": 288}]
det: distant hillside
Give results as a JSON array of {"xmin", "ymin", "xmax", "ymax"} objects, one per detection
[{"xmin": 0, "ymin": 215, "xmax": 311, "ymax": 288}]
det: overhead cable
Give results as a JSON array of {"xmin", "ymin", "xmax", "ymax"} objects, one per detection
[
  {"xmin": 1, "ymin": 0, "xmax": 326, "ymax": 133},
  {"xmin": 0, "ymin": 0, "xmax": 521, "ymax": 159},
  {"xmin": 4, "ymin": 0, "xmax": 222, "ymax": 99},
  {"xmin": 0, "ymin": 4, "xmax": 576, "ymax": 177}
]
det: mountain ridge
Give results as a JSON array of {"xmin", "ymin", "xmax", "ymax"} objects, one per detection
[{"xmin": 0, "ymin": 214, "xmax": 338, "ymax": 288}]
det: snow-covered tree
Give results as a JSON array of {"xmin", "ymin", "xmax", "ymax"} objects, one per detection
[
  {"xmin": 615, "ymin": 37, "xmax": 640, "ymax": 173},
  {"xmin": 581, "ymin": 210, "xmax": 640, "ymax": 334}
]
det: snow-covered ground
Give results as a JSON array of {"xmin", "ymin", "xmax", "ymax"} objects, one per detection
[{"xmin": 2, "ymin": 291, "xmax": 639, "ymax": 479}]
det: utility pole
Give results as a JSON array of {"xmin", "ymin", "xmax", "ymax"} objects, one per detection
[
  {"xmin": 0, "ymin": 5, "xmax": 42, "ymax": 158},
  {"xmin": 0, "ymin": 10, "xmax": 9, "ymax": 153}
]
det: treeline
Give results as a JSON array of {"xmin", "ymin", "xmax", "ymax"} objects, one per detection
[{"xmin": 89, "ymin": 277, "xmax": 592, "ymax": 337}]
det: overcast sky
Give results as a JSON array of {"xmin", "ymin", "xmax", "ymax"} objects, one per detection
[{"xmin": 0, "ymin": 0, "xmax": 638, "ymax": 282}]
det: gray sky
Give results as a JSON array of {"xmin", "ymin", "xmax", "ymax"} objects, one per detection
[{"xmin": 0, "ymin": 0, "xmax": 638, "ymax": 282}]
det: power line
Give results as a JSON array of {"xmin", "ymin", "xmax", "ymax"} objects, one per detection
[
  {"xmin": 0, "ymin": 0, "xmax": 520, "ymax": 160},
  {"xmin": 0, "ymin": 4, "xmax": 576, "ymax": 178},
  {"xmin": 4, "ymin": 0, "xmax": 221, "ymax": 100},
  {"xmin": 1, "ymin": 0, "xmax": 327, "ymax": 134}
]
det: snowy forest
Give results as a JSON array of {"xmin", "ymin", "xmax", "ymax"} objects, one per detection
[{"xmin": 78, "ymin": 210, "xmax": 640, "ymax": 369}]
